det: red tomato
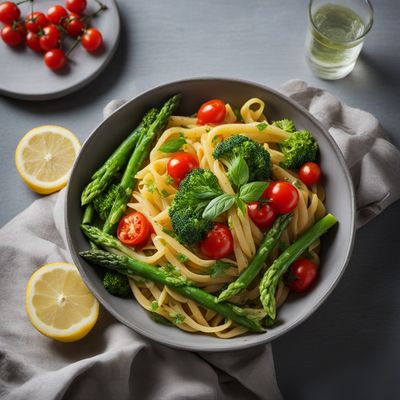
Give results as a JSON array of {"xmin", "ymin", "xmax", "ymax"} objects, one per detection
[
  {"xmin": 117, "ymin": 211, "xmax": 152, "ymax": 247},
  {"xmin": 39, "ymin": 25, "xmax": 60, "ymax": 51},
  {"xmin": 197, "ymin": 99, "xmax": 226, "ymax": 125},
  {"xmin": 26, "ymin": 32, "xmax": 43, "ymax": 52},
  {"xmin": 81, "ymin": 27, "xmax": 103, "ymax": 52},
  {"xmin": 247, "ymin": 201, "xmax": 277, "ymax": 229},
  {"xmin": 263, "ymin": 181, "xmax": 299, "ymax": 214},
  {"xmin": 25, "ymin": 12, "xmax": 48, "ymax": 33},
  {"xmin": 63, "ymin": 13, "xmax": 84, "ymax": 37},
  {"xmin": 65, "ymin": 0, "xmax": 86, "ymax": 15},
  {"xmin": 199, "ymin": 223, "xmax": 234, "ymax": 259},
  {"xmin": 167, "ymin": 152, "xmax": 199, "ymax": 184},
  {"xmin": 1, "ymin": 23, "xmax": 25, "ymax": 46},
  {"xmin": 0, "ymin": 2, "xmax": 20, "ymax": 25},
  {"xmin": 47, "ymin": 5, "xmax": 68, "ymax": 25},
  {"xmin": 44, "ymin": 48, "xmax": 66, "ymax": 70},
  {"xmin": 298, "ymin": 162, "xmax": 321, "ymax": 186},
  {"xmin": 287, "ymin": 258, "xmax": 318, "ymax": 293}
]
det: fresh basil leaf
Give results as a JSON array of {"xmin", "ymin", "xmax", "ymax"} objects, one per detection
[
  {"xmin": 159, "ymin": 134, "xmax": 187, "ymax": 153},
  {"xmin": 256, "ymin": 122, "xmax": 268, "ymax": 132},
  {"xmin": 239, "ymin": 181, "xmax": 269, "ymax": 202},
  {"xmin": 208, "ymin": 260, "xmax": 235, "ymax": 278},
  {"xmin": 233, "ymin": 107, "xmax": 244, "ymax": 123},
  {"xmin": 202, "ymin": 194, "xmax": 236, "ymax": 220},
  {"xmin": 236, "ymin": 197, "xmax": 247, "ymax": 215},
  {"xmin": 228, "ymin": 156, "xmax": 249, "ymax": 187}
]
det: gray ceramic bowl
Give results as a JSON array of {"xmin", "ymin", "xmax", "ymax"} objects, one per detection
[{"xmin": 65, "ymin": 78, "xmax": 356, "ymax": 352}]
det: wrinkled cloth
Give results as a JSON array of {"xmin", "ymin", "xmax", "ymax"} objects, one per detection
[{"xmin": 1, "ymin": 81, "xmax": 400, "ymax": 400}]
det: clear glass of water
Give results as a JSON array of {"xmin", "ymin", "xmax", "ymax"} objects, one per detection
[{"xmin": 305, "ymin": 0, "xmax": 374, "ymax": 80}]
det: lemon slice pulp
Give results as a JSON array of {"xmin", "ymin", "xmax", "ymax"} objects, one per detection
[
  {"xmin": 15, "ymin": 125, "xmax": 81, "ymax": 194},
  {"xmin": 26, "ymin": 262, "xmax": 99, "ymax": 342}
]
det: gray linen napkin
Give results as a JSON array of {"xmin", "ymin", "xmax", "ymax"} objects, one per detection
[{"xmin": 1, "ymin": 81, "xmax": 400, "ymax": 400}]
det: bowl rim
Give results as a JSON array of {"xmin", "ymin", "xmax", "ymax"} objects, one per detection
[{"xmin": 65, "ymin": 76, "xmax": 356, "ymax": 352}]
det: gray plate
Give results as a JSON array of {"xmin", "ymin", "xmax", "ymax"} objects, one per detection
[
  {"xmin": 0, "ymin": 0, "xmax": 119, "ymax": 101},
  {"xmin": 65, "ymin": 78, "xmax": 356, "ymax": 352}
]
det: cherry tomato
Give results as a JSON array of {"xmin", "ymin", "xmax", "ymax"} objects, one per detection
[
  {"xmin": 298, "ymin": 162, "xmax": 321, "ymax": 186},
  {"xmin": 1, "ymin": 23, "xmax": 25, "ymax": 46},
  {"xmin": 287, "ymin": 258, "xmax": 318, "ymax": 293},
  {"xmin": 199, "ymin": 223, "xmax": 234, "ymax": 260},
  {"xmin": 39, "ymin": 25, "xmax": 60, "ymax": 51},
  {"xmin": 65, "ymin": 0, "xmax": 86, "ymax": 15},
  {"xmin": 44, "ymin": 48, "xmax": 66, "ymax": 70},
  {"xmin": 197, "ymin": 99, "xmax": 226, "ymax": 125},
  {"xmin": 63, "ymin": 13, "xmax": 84, "ymax": 37},
  {"xmin": 247, "ymin": 201, "xmax": 277, "ymax": 229},
  {"xmin": 25, "ymin": 12, "xmax": 48, "ymax": 33},
  {"xmin": 47, "ymin": 5, "xmax": 68, "ymax": 25},
  {"xmin": 263, "ymin": 181, "xmax": 299, "ymax": 214},
  {"xmin": 81, "ymin": 27, "xmax": 103, "ymax": 52},
  {"xmin": 117, "ymin": 211, "xmax": 152, "ymax": 247},
  {"xmin": 26, "ymin": 31, "xmax": 43, "ymax": 52},
  {"xmin": 0, "ymin": 2, "xmax": 20, "ymax": 25},
  {"xmin": 167, "ymin": 152, "xmax": 199, "ymax": 184}
]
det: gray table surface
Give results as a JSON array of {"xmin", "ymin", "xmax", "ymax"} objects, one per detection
[{"xmin": 1, "ymin": 0, "xmax": 399, "ymax": 398}]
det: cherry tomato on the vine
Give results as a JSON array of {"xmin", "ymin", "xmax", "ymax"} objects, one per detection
[
  {"xmin": 287, "ymin": 258, "xmax": 318, "ymax": 293},
  {"xmin": 26, "ymin": 31, "xmax": 43, "ymax": 52},
  {"xmin": 25, "ymin": 12, "xmax": 48, "ymax": 33},
  {"xmin": 63, "ymin": 13, "xmax": 84, "ymax": 37},
  {"xmin": 298, "ymin": 162, "xmax": 321, "ymax": 186},
  {"xmin": 117, "ymin": 211, "xmax": 152, "ymax": 247},
  {"xmin": 247, "ymin": 201, "xmax": 277, "ymax": 229},
  {"xmin": 167, "ymin": 152, "xmax": 199, "ymax": 185},
  {"xmin": 39, "ymin": 25, "xmax": 60, "ymax": 51},
  {"xmin": 65, "ymin": 0, "xmax": 87, "ymax": 15},
  {"xmin": 1, "ymin": 23, "xmax": 25, "ymax": 46},
  {"xmin": 44, "ymin": 48, "xmax": 66, "ymax": 70},
  {"xmin": 197, "ymin": 99, "xmax": 226, "ymax": 125},
  {"xmin": 81, "ymin": 27, "xmax": 103, "ymax": 52},
  {"xmin": 199, "ymin": 223, "xmax": 234, "ymax": 260},
  {"xmin": 262, "ymin": 181, "xmax": 299, "ymax": 215},
  {"xmin": 0, "ymin": 2, "xmax": 20, "ymax": 25},
  {"xmin": 47, "ymin": 5, "xmax": 68, "ymax": 25}
]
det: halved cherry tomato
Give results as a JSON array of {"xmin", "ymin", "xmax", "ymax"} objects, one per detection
[
  {"xmin": 0, "ymin": 2, "xmax": 20, "ymax": 25},
  {"xmin": 197, "ymin": 99, "xmax": 226, "ymax": 125},
  {"xmin": 247, "ymin": 201, "xmax": 277, "ymax": 229},
  {"xmin": 199, "ymin": 223, "xmax": 234, "ymax": 260},
  {"xmin": 298, "ymin": 162, "xmax": 321, "ymax": 186},
  {"xmin": 287, "ymin": 258, "xmax": 318, "ymax": 293},
  {"xmin": 167, "ymin": 152, "xmax": 199, "ymax": 184},
  {"xmin": 263, "ymin": 181, "xmax": 299, "ymax": 214},
  {"xmin": 25, "ymin": 12, "xmax": 48, "ymax": 33},
  {"xmin": 117, "ymin": 211, "xmax": 152, "ymax": 247}
]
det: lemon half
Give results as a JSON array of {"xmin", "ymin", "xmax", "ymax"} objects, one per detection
[
  {"xmin": 25, "ymin": 263, "xmax": 99, "ymax": 342},
  {"xmin": 15, "ymin": 125, "xmax": 81, "ymax": 194}
]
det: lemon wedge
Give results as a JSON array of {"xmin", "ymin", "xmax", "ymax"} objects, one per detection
[
  {"xmin": 25, "ymin": 262, "xmax": 99, "ymax": 342},
  {"xmin": 15, "ymin": 125, "xmax": 81, "ymax": 194}
]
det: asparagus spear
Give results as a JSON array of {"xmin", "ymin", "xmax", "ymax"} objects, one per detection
[
  {"xmin": 81, "ymin": 108, "xmax": 159, "ymax": 206},
  {"xmin": 259, "ymin": 213, "xmax": 337, "ymax": 320},
  {"xmin": 217, "ymin": 213, "xmax": 293, "ymax": 303},
  {"xmin": 82, "ymin": 204, "xmax": 95, "ymax": 225},
  {"xmin": 102, "ymin": 94, "xmax": 182, "ymax": 234},
  {"xmin": 80, "ymin": 249, "xmax": 264, "ymax": 333}
]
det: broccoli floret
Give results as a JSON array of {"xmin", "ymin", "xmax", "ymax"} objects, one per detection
[
  {"xmin": 273, "ymin": 119, "xmax": 296, "ymax": 133},
  {"xmin": 213, "ymin": 135, "xmax": 271, "ymax": 183},
  {"xmin": 103, "ymin": 271, "xmax": 131, "ymax": 297},
  {"xmin": 93, "ymin": 184, "xmax": 119, "ymax": 220},
  {"xmin": 279, "ymin": 130, "xmax": 319, "ymax": 169},
  {"xmin": 169, "ymin": 168, "xmax": 222, "ymax": 245}
]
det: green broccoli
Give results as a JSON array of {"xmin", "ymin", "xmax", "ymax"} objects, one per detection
[
  {"xmin": 169, "ymin": 168, "xmax": 222, "ymax": 245},
  {"xmin": 279, "ymin": 130, "xmax": 319, "ymax": 170},
  {"xmin": 93, "ymin": 184, "xmax": 120, "ymax": 221},
  {"xmin": 273, "ymin": 119, "xmax": 296, "ymax": 133},
  {"xmin": 213, "ymin": 135, "xmax": 271, "ymax": 184},
  {"xmin": 103, "ymin": 271, "xmax": 131, "ymax": 297}
]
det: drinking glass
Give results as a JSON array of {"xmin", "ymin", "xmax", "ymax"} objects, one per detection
[{"xmin": 305, "ymin": 0, "xmax": 374, "ymax": 80}]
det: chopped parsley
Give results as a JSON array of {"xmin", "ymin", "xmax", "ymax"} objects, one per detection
[
  {"xmin": 161, "ymin": 189, "xmax": 170, "ymax": 198},
  {"xmin": 256, "ymin": 122, "xmax": 268, "ymax": 132},
  {"xmin": 177, "ymin": 253, "xmax": 188, "ymax": 263},
  {"xmin": 145, "ymin": 180, "xmax": 158, "ymax": 193},
  {"xmin": 208, "ymin": 260, "xmax": 234, "ymax": 278},
  {"xmin": 150, "ymin": 301, "xmax": 159, "ymax": 311},
  {"xmin": 170, "ymin": 312, "xmax": 185, "ymax": 325}
]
